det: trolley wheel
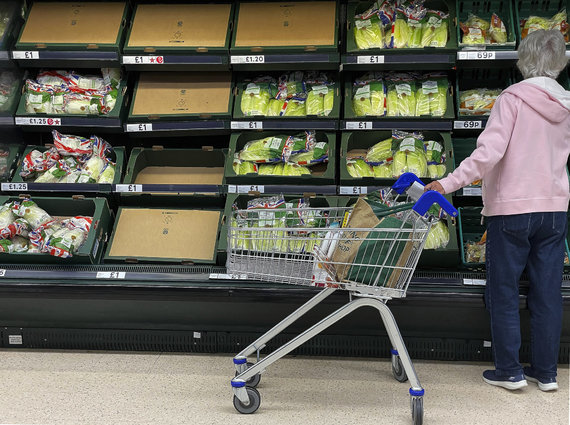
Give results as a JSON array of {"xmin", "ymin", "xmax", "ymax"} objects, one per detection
[
  {"xmin": 411, "ymin": 396, "xmax": 423, "ymax": 425},
  {"xmin": 233, "ymin": 387, "xmax": 261, "ymax": 414},
  {"xmin": 234, "ymin": 362, "xmax": 262, "ymax": 388},
  {"xmin": 392, "ymin": 356, "xmax": 408, "ymax": 382}
]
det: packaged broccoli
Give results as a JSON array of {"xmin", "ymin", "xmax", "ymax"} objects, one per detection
[
  {"xmin": 386, "ymin": 76, "xmax": 416, "ymax": 117},
  {"xmin": 366, "ymin": 138, "xmax": 393, "ymax": 164},
  {"xmin": 392, "ymin": 131, "xmax": 427, "ymax": 178},
  {"xmin": 421, "ymin": 10, "xmax": 449, "ymax": 47},
  {"xmin": 416, "ymin": 75, "xmax": 448, "ymax": 117}
]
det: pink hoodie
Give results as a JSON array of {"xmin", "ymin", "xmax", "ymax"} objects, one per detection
[{"xmin": 439, "ymin": 77, "xmax": 570, "ymax": 216}]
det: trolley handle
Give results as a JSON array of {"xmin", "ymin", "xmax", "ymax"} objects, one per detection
[{"xmin": 392, "ymin": 173, "xmax": 458, "ymax": 218}]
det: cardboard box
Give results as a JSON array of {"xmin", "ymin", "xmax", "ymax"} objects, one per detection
[
  {"xmin": 130, "ymin": 72, "xmax": 232, "ymax": 118},
  {"xmin": 106, "ymin": 207, "xmax": 222, "ymax": 263},
  {"xmin": 233, "ymin": 1, "xmax": 337, "ymax": 49},
  {"xmin": 17, "ymin": 2, "xmax": 127, "ymax": 47},
  {"xmin": 126, "ymin": 4, "xmax": 232, "ymax": 49}
]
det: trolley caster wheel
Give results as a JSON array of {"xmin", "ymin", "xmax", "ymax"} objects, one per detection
[
  {"xmin": 235, "ymin": 362, "xmax": 262, "ymax": 388},
  {"xmin": 411, "ymin": 396, "xmax": 423, "ymax": 425},
  {"xmin": 392, "ymin": 356, "xmax": 408, "ymax": 382},
  {"xmin": 233, "ymin": 387, "xmax": 261, "ymax": 414}
]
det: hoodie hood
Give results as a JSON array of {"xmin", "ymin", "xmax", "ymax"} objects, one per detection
[{"xmin": 502, "ymin": 77, "xmax": 570, "ymax": 123}]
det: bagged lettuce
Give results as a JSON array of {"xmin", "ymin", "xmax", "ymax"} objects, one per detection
[
  {"xmin": 306, "ymin": 84, "xmax": 332, "ymax": 116},
  {"xmin": 425, "ymin": 140, "xmax": 446, "ymax": 178},
  {"xmin": 258, "ymin": 164, "xmax": 279, "ymax": 175},
  {"xmin": 424, "ymin": 219, "xmax": 449, "ymax": 249},
  {"xmin": 459, "ymin": 88, "xmax": 501, "ymax": 116},
  {"xmin": 489, "ymin": 13, "xmax": 508, "ymax": 44},
  {"xmin": 241, "ymin": 82, "xmax": 273, "ymax": 116},
  {"xmin": 76, "ymin": 156, "xmax": 106, "ymax": 183},
  {"xmin": 392, "ymin": 131, "xmax": 427, "ymax": 178},
  {"xmin": 238, "ymin": 136, "xmax": 288, "ymax": 163},
  {"xmin": 283, "ymin": 100, "xmax": 306, "ymax": 116},
  {"xmin": 393, "ymin": 8, "xmax": 411, "ymax": 48},
  {"xmin": 421, "ymin": 10, "xmax": 449, "ymax": 47},
  {"xmin": 283, "ymin": 163, "xmax": 311, "ymax": 176},
  {"xmin": 373, "ymin": 163, "xmax": 393, "ymax": 178},
  {"xmin": 12, "ymin": 200, "xmax": 52, "ymax": 230},
  {"xmin": 98, "ymin": 163, "xmax": 115, "ymax": 183},
  {"xmin": 347, "ymin": 159, "xmax": 374, "ymax": 178},
  {"xmin": 353, "ymin": 80, "xmax": 385, "ymax": 116},
  {"xmin": 267, "ymin": 99, "xmax": 285, "ymax": 116},
  {"xmin": 366, "ymin": 138, "xmax": 393, "ymax": 164},
  {"xmin": 355, "ymin": 15, "xmax": 385, "ymax": 49},
  {"xmin": 521, "ymin": 10, "xmax": 568, "ymax": 41},
  {"xmin": 415, "ymin": 76, "xmax": 448, "ymax": 117},
  {"xmin": 233, "ymin": 157, "xmax": 258, "ymax": 175},
  {"xmin": 386, "ymin": 77, "xmax": 416, "ymax": 117}
]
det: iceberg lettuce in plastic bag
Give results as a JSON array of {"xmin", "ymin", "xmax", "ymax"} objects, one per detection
[
  {"xmin": 386, "ymin": 77, "xmax": 416, "ymax": 117},
  {"xmin": 421, "ymin": 10, "xmax": 449, "ymax": 47},
  {"xmin": 366, "ymin": 138, "xmax": 393, "ymax": 164},
  {"xmin": 241, "ymin": 82, "xmax": 272, "ymax": 116},
  {"xmin": 392, "ymin": 131, "xmax": 427, "ymax": 178},
  {"xmin": 347, "ymin": 159, "xmax": 374, "ymax": 177},
  {"xmin": 416, "ymin": 76, "xmax": 448, "ymax": 117},
  {"xmin": 424, "ymin": 220, "xmax": 449, "ymax": 249}
]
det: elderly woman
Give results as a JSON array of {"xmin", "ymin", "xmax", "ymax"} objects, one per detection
[{"xmin": 426, "ymin": 29, "xmax": 570, "ymax": 391}]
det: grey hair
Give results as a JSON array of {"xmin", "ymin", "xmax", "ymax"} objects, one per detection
[{"xmin": 517, "ymin": 30, "xmax": 568, "ymax": 79}]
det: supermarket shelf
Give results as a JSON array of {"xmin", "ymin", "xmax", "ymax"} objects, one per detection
[
  {"xmin": 230, "ymin": 53, "xmax": 340, "ymax": 70},
  {"xmin": 15, "ymin": 116, "xmax": 122, "ymax": 131},
  {"xmin": 11, "ymin": 50, "xmax": 120, "ymax": 68},
  {"xmin": 231, "ymin": 120, "xmax": 338, "ymax": 131},
  {"xmin": 121, "ymin": 54, "xmax": 229, "ymax": 71},
  {"xmin": 342, "ymin": 53, "xmax": 455, "ymax": 70},
  {"xmin": 125, "ymin": 120, "xmax": 229, "ymax": 135},
  {"xmin": 342, "ymin": 120, "xmax": 452, "ymax": 131}
]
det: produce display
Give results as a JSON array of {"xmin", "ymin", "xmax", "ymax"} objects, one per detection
[
  {"xmin": 232, "ymin": 131, "xmax": 328, "ymax": 176},
  {"xmin": 24, "ymin": 69, "xmax": 121, "ymax": 115},
  {"xmin": 459, "ymin": 88, "xmax": 502, "ymax": 116},
  {"xmin": 0, "ymin": 71, "xmax": 19, "ymax": 112},
  {"xmin": 19, "ymin": 131, "xmax": 116, "ymax": 184},
  {"xmin": 460, "ymin": 13, "xmax": 509, "ymax": 45},
  {"xmin": 347, "ymin": 131, "xmax": 447, "ymax": 179},
  {"xmin": 354, "ymin": 0, "xmax": 449, "ymax": 50},
  {"xmin": 240, "ymin": 72, "xmax": 334, "ymax": 117},
  {"xmin": 520, "ymin": 9, "xmax": 569, "ymax": 42},
  {"xmin": 353, "ymin": 72, "xmax": 448, "ymax": 117},
  {"xmin": 231, "ymin": 195, "xmax": 327, "ymax": 253},
  {"xmin": 465, "ymin": 231, "xmax": 486, "ymax": 263},
  {"xmin": 0, "ymin": 199, "xmax": 92, "ymax": 257}
]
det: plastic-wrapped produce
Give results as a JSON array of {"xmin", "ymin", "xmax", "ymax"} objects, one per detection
[
  {"xmin": 415, "ymin": 76, "xmax": 448, "ymax": 117},
  {"xmin": 421, "ymin": 10, "xmax": 449, "ymax": 47},
  {"xmin": 424, "ymin": 220, "xmax": 449, "ymax": 249},
  {"xmin": 392, "ymin": 131, "xmax": 427, "ymax": 178},
  {"xmin": 354, "ymin": 15, "xmax": 385, "ymax": 49},
  {"xmin": 373, "ymin": 163, "xmax": 393, "ymax": 177},
  {"xmin": 393, "ymin": 8, "xmax": 411, "ymax": 48},
  {"xmin": 365, "ymin": 138, "xmax": 393, "ymax": 164},
  {"xmin": 12, "ymin": 200, "xmax": 52, "ymax": 230},
  {"xmin": 98, "ymin": 163, "xmax": 116, "ymax": 183},
  {"xmin": 521, "ymin": 9, "xmax": 568, "ymax": 41},
  {"xmin": 386, "ymin": 76, "xmax": 416, "ymax": 117},
  {"xmin": 347, "ymin": 159, "xmax": 374, "ymax": 177},
  {"xmin": 353, "ymin": 78, "xmax": 385, "ymax": 117},
  {"xmin": 459, "ymin": 88, "xmax": 501, "ymax": 116},
  {"xmin": 241, "ymin": 81, "xmax": 272, "ymax": 116},
  {"xmin": 425, "ymin": 140, "xmax": 446, "ymax": 178},
  {"xmin": 233, "ymin": 157, "xmax": 258, "ymax": 175}
]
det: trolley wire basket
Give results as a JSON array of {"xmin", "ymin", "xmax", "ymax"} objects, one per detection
[{"xmin": 228, "ymin": 173, "xmax": 458, "ymax": 424}]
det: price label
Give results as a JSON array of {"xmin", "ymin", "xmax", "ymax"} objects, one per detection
[
  {"xmin": 15, "ymin": 117, "xmax": 61, "ymax": 126},
  {"xmin": 231, "ymin": 55, "xmax": 265, "ymax": 64},
  {"xmin": 227, "ymin": 185, "xmax": 237, "ymax": 194},
  {"xmin": 96, "ymin": 271, "xmax": 126, "ymax": 279},
  {"xmin": 458, "ymin": 51, "xmax": 496, "ymax": 60},
  {"xmin": 2, "ymin": 183, "xmax": 28, "ymax": 191},
  {"xmin": 463, "ymin": 278, "xmax": 487, "ymax": 286},
  {"xmin": 231, "ymin": 121, "xmax": 263, "ymax": 130},
  {"xmin": 340, "ymin": 186, "xmax": 368, "ymax": 195},
  {"xmin": 8, "ymin": 335, "xmax": 22, "ymax": 345},
  {"xmin": 463, "ymin": 187, "xmax": 482, "ymax": 196},
  {"xmin": 454, "ymin": 120, "xmax": 483, "ymax": 130},
  {"xmin": 12, "ymin": 51, "xmax": 39, "ymax": 60},
  {"xmin": 115, "ymin": 184, "xmax": 143, "ymax": 193},
  {"xmin": 126, "ymin": 123, "xmax": 153, "ymax": 132},
  {"xmin": 123, "ymin": 56, "xmax": 165, "ymax": 65},
  {"xmin": 357, "ymin": 55, "xmax": 384, "ymax": 64},
  {"xmin": 209, "ymin": 273, "xmax": 248, "ymax": 280},
  {"xmin": 345, "ymin": 121, "xmax": 373, "ymax": 130},
  {"xmin": 237, "ymin": 185, "xmax": 264, "ymax": 194}
]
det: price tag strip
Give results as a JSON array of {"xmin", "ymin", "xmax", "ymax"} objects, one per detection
[
  {"xmin": 463, "ymin": 278, "xmax": 486, "ymax": 286},
  {"xmin": 345, "ymin": 121, "xmax": 373, "ymax": 130},
  {"xmin": 123, "ymin": 56, "xmax": 165, "ymax": 65},
  {"xmin": 457, "ymin": 51, "xmax": 497, "ymax": 60},
  {"xmin": 227, "ymin": 185, "xmax": 265, "ymax": 194},
  {"xmin": 209, "ymin": 273, "xmax": 248, "ymax": 280},
  {"xmin": 126, "ymin": 123, "xmax": 153, "ymax": 132},
  {"xmin": 1, "ymin": 183, "xmax": 28, "ymax": 192},
  {"xmin": 15, "ymin": 117, "xmax": 62, "ymax": 126},
  {"xmin": 12, "ymin": 51, "xmax": 40, "ymax": 60},
  {"xmin": 115, "ymin": 184, "xmax": 143, "ymax": 193},
  {"xmin": 231, "ymin": 55, "xmax": 265, "ymax": 64},
  {"xmin": 231, "ymin": 121, "xmax": 263, "ymax": 130},
  {"xmin": 339, "ymin": 186, "xmax": 368, "ymax": 195},
  {"xmin": 96, "ymin": 271, "xmax": 126, "ymax": 279},
  {"xmin": 454, "ymin": 120, "xmax": 483, "ymax": 130},
  {"xmin": 356, "ymin": 55, "xmax": 385, "ymax": 64}
]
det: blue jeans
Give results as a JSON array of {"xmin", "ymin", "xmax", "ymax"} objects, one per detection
[{"xmin": 485, "ymin": 212, "xmax": 566, "ymax": 379}]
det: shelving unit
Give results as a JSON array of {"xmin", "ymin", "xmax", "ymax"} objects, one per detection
[{"xmin": 0, "ymin": 0, "xmax": 568, "ymax": 362}]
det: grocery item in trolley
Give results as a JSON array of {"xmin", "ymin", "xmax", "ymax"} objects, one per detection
[
  {"xmin": 24, "ymin": 68, "xmax": 121, "ymax": 115},
  {"xmin": 0, "ymin": 199, "xmax": 92, "ymax": 257},
  {"xmin": 19, "ymin": 131, "xmax": 116, "ymax": 184}
]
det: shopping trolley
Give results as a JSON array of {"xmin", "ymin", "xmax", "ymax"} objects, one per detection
[{"xmin": 228, "ymin": 173, "xmax": 458, "ymax": 425}]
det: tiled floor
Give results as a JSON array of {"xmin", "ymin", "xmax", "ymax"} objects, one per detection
[{"xmin": 0, "ymin": 350, "xmax": 567, "ymax": 425}]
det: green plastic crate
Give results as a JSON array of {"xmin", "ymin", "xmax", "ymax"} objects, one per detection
[
  {"xmin": 11, "ymin": 145, "xmax": 125, "ymax": 189},
  {"xmin": 15, "ymin": 78, "xmax": 128, "ymax": 124},
  {"xmin": 123, "ymin": 3, "xmax": 234, "ymax": 55},
  {"xmin": 0, "ymin": 143, "xmax": 23, "ymax": 183},
  {"xmin": 104, "ymin": 205, "xmax": 223, "ymax": 264},
  {"xmin": 456, "ymin": 68, "xmax": 512, "ymax": 119},
  {"xmin": 344, "ymin": 74, "xmax": 455, "ymax": 119},
  {"xmin": 514, "ymin": 0, "xmax": 569, "ymax": 45},
  {"xmin": 15, "ymin": 2, "xmax": 129, "ymax": 53},
  {"xmin": 120, "ymin": 146, "xmax": 226, "ymax": 208},
  {"xmin": 0, "ymin": 196, "xmax": 112, "ymax": 264},
  {"xmin": 233, "ymin": 74, "xmax": 340, "ymax": 120},
  {"xmin": 340, "ymin": 130, "xmax": 455, "ymax": 185},
  {"xmin": 225, "ymin": 131, "xmax": 336, "ymax": 185},
  {"xmin": 456, "ymin": 0, "xmax": 517, "ymax": 49},
  {"xmin": 346, "ymin": 0, "xmax": 458, "ymax": 54},
  {"xmin": 458, "ymin": 206, "xmax": 486, "ymax": 269},
  {"xmin": 230, "ymin": 1, "xmax": 339, "ymax": 55},
  {"xmin": 452, "ymin": 138, "xmax": 481, "ymax": 193}
]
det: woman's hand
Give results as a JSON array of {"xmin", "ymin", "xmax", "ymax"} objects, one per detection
[{"xmin": 424, "ymin": 181, "xmax": 445, "ymax": 194}]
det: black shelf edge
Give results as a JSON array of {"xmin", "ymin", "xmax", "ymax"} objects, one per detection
[
  {"xmin": 122, "ymin": 54, "xmax": 227, "ymax": 66},
  {"xmin": 342, "ymin": 53, "xmax": 455, "ymax": 66},
  {"xmin": 12, "ymin": 50, "xmax": 120, "ymax": 62},
  {"xmin": 1, "ymin": 182, "xmax": 104, "ymax": 193},
  {"xmin": 115, "ymin": 183, "xmax": 223, "ymax": 194},
  {"xmin": 453, "ymin": 119, "xmax": 487, "ymax": 130},
  {"xmin": 230, "ymin": 53, "xmax": 339, "ymax": 65},
  {"xmin": 0, "ymin": 50, "xmax": 11, "ymax": 62},
  {"xmin": 125, "ymin": 120, "xmax": 228, "ymax": 132},
  {"xmin": 231, "ymin": 120, "xmax": 338, "ymax": 131},
  {"xmin": 0, "ymin": 116, "xmax": 15, "ymax": 126},
  {"xmin": 227, "ymin": 184, "xmax": 337, "ymax": 195},
  {"xmin": 343, "ymin": 120, "xmax": 452, "ymax": 131},
  {"xmin": 15, "ymin": 116, "xmax": 122, "ymax": 129}
]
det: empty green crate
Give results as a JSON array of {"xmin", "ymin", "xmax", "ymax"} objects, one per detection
[{"xmin": 225, "ymin": 131, "xmax": 336, "ymax": 185}]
